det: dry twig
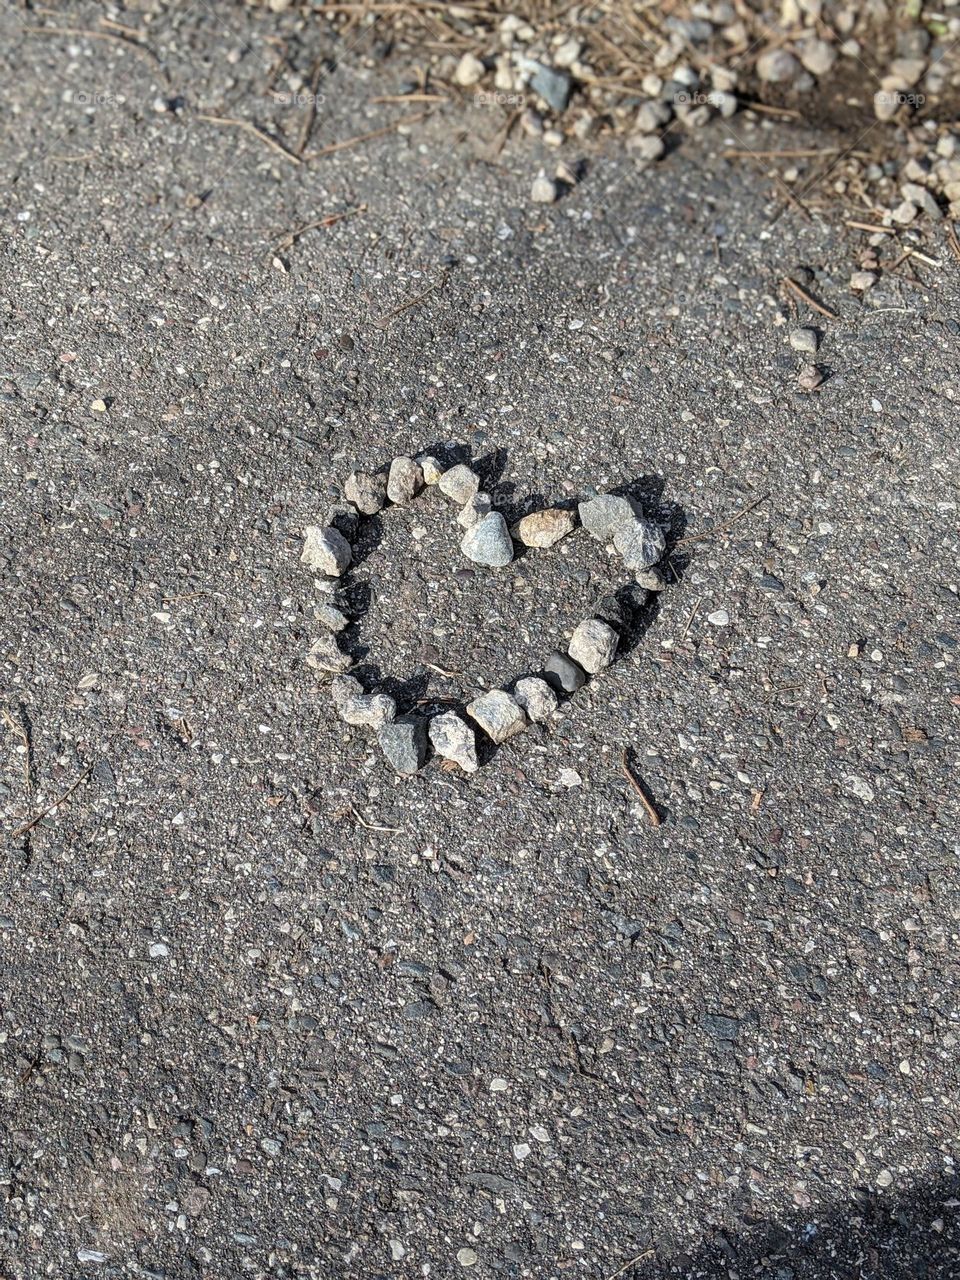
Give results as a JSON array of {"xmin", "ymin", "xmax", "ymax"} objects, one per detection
[
  {"xmin": 621, "ymin": 751, "xmax": 662, "ymax": 828},
  {"xmin": 8, "ymin": 763, "xmax": 94, "ymax": 841},
  {"xmin": 676, "ymin": 492, "xmax": 769, "ymax": 547},
  {"xmin": 196, "ymin": 114, "xmax": 303, "ymax": 166},
  {"xmin": 781, "ymin": 275, "xmax": 838, "ymax": 318},
  {"xmin": 311, "ymin": 109, "xmax": 431, "ymax": 160}
]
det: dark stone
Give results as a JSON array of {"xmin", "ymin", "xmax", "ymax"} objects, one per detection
[{"xmin": 543, "ymin": 651, "xmax": 587, "ymax": 694}]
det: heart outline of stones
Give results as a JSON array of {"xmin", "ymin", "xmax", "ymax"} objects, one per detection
[{"xmin": 299, "ymin": 448, "xmax": 685, "ymax": 775}]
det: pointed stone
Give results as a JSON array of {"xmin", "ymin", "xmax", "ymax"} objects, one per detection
[
  {"xmin": 301, "ymin": 525, "xmax": 352, "ymax": 577},
  {"xmin": 429, "ymin": 711, "xmax": 478, "ymax": 772},
  {"xmin": 461, "ymin": 512, "xmax": 514, "ymax": 567},
  {"xmin": 378, "ymin": 717, "xmax": 428, "ymax": 775}
]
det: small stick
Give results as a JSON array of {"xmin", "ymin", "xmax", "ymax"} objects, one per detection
[
  {"xmin": 425, "ymin": 661, "xmax": 460, "ymax": 678},
  {"xmin": 621, "ymin": 751, "xmax": 662, "ymax": 828},
  {"xmin": 22, "ymin": 25, "xmax": 166, "ymax": 78},
  {"xmin": 274, "ymin": 204, "xmax": 366, "ymax": 251},
  {"xmin": 679, "ymin": 595, "xmax": 703, "ymax": 645},
  {"xmin": 781, "ymin": 276, "xmax": 838, "ymax": 319},
  {"xmin": 606, "ymin": 1251, "xmax": 655, "ymax": 1280},
  {"xmin": 946, "ymin": 223, "xmax": 960, "ymax": 265},
  {"xmin": 724, "ymin": 147, "xmax": 839, "ymax": 159},
  {"xmin": 310, "ymin": 110, "xmax": 431, "ymax": 160},
  {"xmin": 372, "ymin": 271, "xmax": 447, "ymax": 327},
  {"xmin": 370, "ymin": 93, "xmax": 449, "ymax": 104},
  {"xmin": 736, "ymin": 100, "xmax": 801, "ymax": 119},
  {"xmin": 675, "ymin": 492, "xmax": 769, "ymax": 548},
  {"xmin": 907, "ymin": 248, "xmax": 940, "ymax": 268},
  {"xmin": 846, "ymin": 219, "xmax": 895, "ymax": 234},
  {"xmin": 8, "ymin": 763, "xmax": 93, "ymax": 841},
  {"xmin": 350, "ymin": 804, "xmax": 401, "ymax": 835},
  {"xmin": 1, "ymin": 707, "xmax": 31, "ymax": 794},
  {"xmin": 296, "ymin": 56, "xmax": 325, "ymax": 156},
  {"xmin": 196, "ymin": 114, "xmax": 302, "ymax": 166}
]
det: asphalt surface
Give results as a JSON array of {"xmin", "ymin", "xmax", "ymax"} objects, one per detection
[{"xmin": 1, "ymin": 4, "xmax": 959, "ymax": 1279}]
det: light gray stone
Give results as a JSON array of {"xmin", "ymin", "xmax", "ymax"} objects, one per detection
[
  {"xmin": 757, "ymin": 49, "xmax": 800, "ymax": 83},
  {"xmin": 387, "ymin": 456, "xmax": 424, "ymax": 504},
  {"xmin": 457, "ymin": 492, "xmax": 493, "ymax": 529},
  {"xmin": 798, "ymin": 37, "xmax": 836, "ymax": 77},
  {"xmin": 438, "ymin": 463, "xmax": 480, "ymax": 504},
  {"xmin": 513, "ymin": 676, "xmax": 558, "ymax": 722},
  {"xmin": 568, "ymin": 618, "xmax": 619, "ymax": 674},
  {"xmin": 612, "ymin": 516, "xmax": 666, "ymax": 570},
  {"xmin": 635, "ymin": 566, "xmax": 666, "ymax": 591},
  {"xmin": 516, "ymin": 507, "xmax": 576, "ymax": 548},
  {"xmin": 531, "ymin": 172, "xmax": 558, "ymax": 204},
  {"xmin": 543, "ymin": 651, "xmax": 586, "ymax": 694},
  {"xmin": 306, "ymin": 634, "xmax": 353, "ymax": 674},
  {"xmin": 466, "ymin": 690, "xmax": 527, "ymax": 743},
  {"xmin": 378, "ymin": 717, "xmax": 428, "ymax": 774},
  {"xmin": 461, "ymin": 512, "xmax": 514, "ymax": 568},
  {"xmin": 789, "ymin": 326, "xmax": 819, "ymax": 355},
  {"xmin": 578, "ymin": 493, "xmax": 639, "ymax": 541},
  {"xmin": 417, "ymin": 454, "xmax": 444, "ymax": 484},
  {"xmin": 301, "ymin": 525, "xmax": 352, "ymax": 577},
  {"xmin": 344, "ymin": 469, "xmax": 387, "ymax": 515},
  {"xmin": 316, "ymin": 602, "xmax": 350, "ymax": 633},
  {"xmin": 428, "ymin": 711, "xmax": 478, "ymax": 772},
  {"xmin": 330, "ymin": 675, "xmax": 395, "ymax": 729}
]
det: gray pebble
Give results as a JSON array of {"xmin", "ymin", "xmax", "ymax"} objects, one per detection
[
  {"xmin": 635, "ymin": 566, "xmax": 666, "ymax": 591},
  {"xmin": 789, "ymin": 326, "xmax": 819, "ymax": 354},
  {"xmin": 438, "ymin": 463, "xmax": 480, "ymax": 504},
  {"xmin": 457, "ymin": 491, "xmax": 493, "ymax": 529},
  {"xmin": 461, "ymin": 511, "xmax": 514, "ymax": 568},
  {"xmin": 612, "ymin": 516, "xmax": 667, "ymax": 570},
  {"xmin": 330, "ymin": 675, "xmax": 396, "ymax": 729},
  {"xmin": 387, "ymin": 456, "xmax": 424, "ymax": 504},
  {"xmin": 628, "ymin": 135, "xmax": 665, "ymax": 163},
  {"xmin": 466, "ymin": 689, "xmax": 527, "ymax": 743},
  {"xmin": 568, "ymin": 618, "xmax": 619, "ymax": 674},
  {"xmin": 316, "ymin": 602, "xmax": 350, "ymax": 633},
  {"xmin": 345, "ymin": 469, "xmax": 387, "ymax": 515},
  {"xmin": 531, "ymin": 172, "xmax": 558, "ymax": 204},
  {"xmin": 578, "ymin": 493, "xmax": 639, "ymax": 541},
  {"xmin": 529, "ymin": 62, "xmax": 572, "ymax": 112},
  {"xmin": 378, "ymin": 717, "xmax": 428, "ymax": 774},
  {"xmin": 306, "ymin": 634, "xmax": 353, "ymax": 674},
  {"xmin": 428, "ymin": 711, "xmax": 478, "ymax": 773},
  {"xmin": 300, "ymin": 525, "xmax": 352, "ymax": 577},
  {"xmin": 757, "ymin": 49, "xmax": 800, "ymax": 83},
  {"xmin": 543, "ymin": 650, "xmax": 587, "ymax": 694},
  {"xmin": 512, "ymin": 676, "xmax": 558, "ymax": 722},
  {"xmin": 797, "ymin": 364, "xmax": 824, "ymax": 390},
  {"xmin": 635, "ymin": 99, "xmax": 672, "ymax": 133}
]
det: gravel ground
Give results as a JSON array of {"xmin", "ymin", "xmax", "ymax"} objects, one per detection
[{"xmin": 1, "ymin": 4, "xmax": 959, "ymax": 1279}]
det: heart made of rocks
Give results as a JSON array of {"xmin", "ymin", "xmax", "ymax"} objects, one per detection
[{"xmin": 299, "ymin": 451, "xmax": 670, "ymax": 775}]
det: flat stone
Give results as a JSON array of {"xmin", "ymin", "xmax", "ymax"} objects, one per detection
[
  {"xmin": 438, "ymin": 464, "xmax": 480, "ymax": 504},
  {"xmin": 612, "ymin": 516, "xmax": 666, "ymax": 570},
  {"xmin": 516, "ymin": 507, "xmax": 576, "ymax": 548},
  {"xmin": 528, "ymin": 62, "xmax": 573, "ymax": 112},
  {"xmin": 512, "ymin": 676, "xmax": 558, "ymax": 722},
  {"xmin": 417, "ymin": 454, "xmax": 444, "ymax": 484},
  {"xmin": 461, "ymin": 512, "xmax": 514, "ymax": 568},
  {"xmin": 568, "ymin": 618, "xmax": 619, "ymax": 674},
  {"xmin": 378, "ymin": 717, "xmax": 428, "ymax": 774},
  {"xmin": 592, "ymin": 593, "xmax": 630, "ymax": 631},
  {"xmin": 466, "ymin": 690, "xmax": 527, "ymax": 743},
  {"xmin": 301, "ymin": 525, "xmax": 352, "ymax": 577},
  {"xmin": 578, "ymin": 493, "xmax": 639, "ymax": 541},
  {"xmin": 543, "ymin": 651, "xmax": 587, "ymax": 695},
  {"xmin": 344, "ymin": 469, "xmax": 387, "ymax": 515},
  {"xmin": 306, "ymin": 634, "xmax": 353, "ymax": 674},
  {"xmin": 789, "ymin": 326, "xmax": 819, "ymax": 354},
  {"xmin": 387, "ymin": 456, "xmax": 424, "ymax": 504},
  {"xmin": 330, "ymin": 675, "xmax": 396, "ymax": 728},
  {"xmin": 316, "ymin": 602, "xmax": 350, "ymax": 633},
  {"xmin": 457, "ymin": 492, "xmax": 493, "ymax": 529},
  {"xmin": 428, "ymin": 711, "xmax": 478, "ymax": 773}
]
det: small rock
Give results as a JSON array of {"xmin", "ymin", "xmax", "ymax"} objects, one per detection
[
  {"xmin": 512, "ymin": 676, "xmax": 558, "ymax": 722},
  {"xmin": 757, "ymin": 49, "xmax": 800, "ymax": 83},
  {"xmin": 789, "ymin": 326, "xmax": 819, "ymax": 354},
  {"xmin": 797, "ymin": 364, "xmax": 824, "ymax": 390},
  {"xmin": 850, "ymin": 270, "xmax": 877, "ymax": 292},
  {"xmin": 568, "ymin": 618, "xmax": 619, "ymax": 674},
  {"xmin": 331, "ymin": 675, "xmax": 395, "ymax": 729},
  {"xmin": 306, "ymin": 634, "xmax": 353, "ymax": 674},
  {"xmin": 516, "ymin": 507, "xmax": 576, "ymax": 548},
  {"xmin": 707, "ymin": 89, "xmax": 738, "ymax": 118},
  {"xmin": 456, "ymin": 1248, "xmax": 478, "ymax": 1269},
  {"xmin": 901, "ymin": 182, "xmax": 942, "ymax": 219},
  {"xmin": 798, "ymin": 37, "xmax": 836, "ymax": 77},
  {"xmin": 874, "ymin": 82, "xmax": 905, "ymax": 122},
  {"xmin": 438, "ymin": 463, "xmax": 480, "ymax": 504},
  {"xmin": 529, "ymin": 62, "xmax": 572, "ymax": 112},
  {"xmin": 429, "ymin": 711, "xmax": 478, "ymax": 773},
  {"xmin": 635, "ymin": 566, "xmax": 666, "ymax": 591},
  {"xmin": 387, "ymin": 456, "xmax": 424, "ymax": 504},
  {"xmin": 635, "ymin": 100, "xmax": 672, "ymax": 133},
  {"xmin": 316, "ymin": 602, "xmax": 350, "ymax": 633},
  {"xmin": 578, "ymin": 492, "xmax": 638, "ymax": 541},
  {"xmin": 345, "ymin": 469, "xmax": 387, "ymax": 515},
  {"xmin": 454, "ymin": 53, "xmax": 485, "ymax": 86},
  {"xmin": 889, "ymin": 56, "xmax": 927, "ymax": 88},
  {"xmin": 378, "ymin": 717, "xmax": 428, "ymax": 774},
  {"xmin": 461, "ymin": 512, "xmax": 514, "ymax": 568},
  {"xmin": 301, "ymin": 525, "xmax": 352, "ymax": 577},
  {"xmin": 706, "ymin": 608, "xmax": 730, "ymax": 626},
  {"xmin": 843, "ymin": 774, "xmax": 876, "ymax": 804},
  {"xmin": 458, "ymin": 492, "xmax": 493, "ymax": 529},
  {"xmin": 891, "ymin": 199, "xmax": 917, "ymax": 225},
  {"xmin": 628, "ymin": 135, "xmax": 665, "ymax": 163},
  {"xmin": 531, "ymin": 171, "xmax": 558, "ymax": 204},
  {"xmin": 612, "ymin": 516, "xmax": 667, "ymax": 570},
  {"xmin": 543, "ymin": 651, "xmax": 587, "ymax": 694},
  {"xmin": 466, "ymin": 690, "xmax": 527, "ymax": 743},
  {"xmin": 417, "ymin": 454, "xmax": 444, "ymax": 484}
]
